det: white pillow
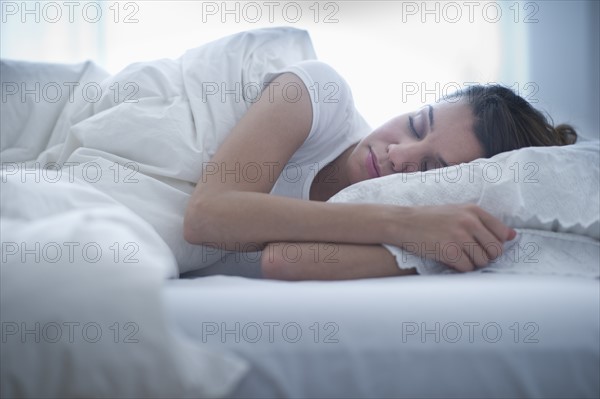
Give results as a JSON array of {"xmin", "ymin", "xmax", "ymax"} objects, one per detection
[
  {"xmin": 0, "ymin": 60, "xmax": 110, "ymax": 163},
  {"xmin": 329, "ymin": 141, "xmax": 600, "ymax": 276},
  {"xmin": 0, "ymin": 262, "xmax": 249, "ymax": 398}
]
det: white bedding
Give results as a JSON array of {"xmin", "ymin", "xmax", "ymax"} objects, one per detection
[
  {"xmin": 0, "ymin": 27, "xmax": 316, "ymax": 398},
  {"xmin": 1, "ymin": 263, "xmax": 248, "ymax": 398},
  {"xmin": 1, "ymin": 27, "xmax": 317, "ymax": 274},
  {"xmin": 165, "ymin": 273, "xmax": 600, "ymax": 398},
  {"xmin": 2, "ymin": 27, "xmax": 600, "ymax": 398}
]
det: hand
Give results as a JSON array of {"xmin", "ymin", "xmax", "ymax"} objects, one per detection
[{"xmin": 391, "ymin": 204, "xmax": 516, "ymax": 272}]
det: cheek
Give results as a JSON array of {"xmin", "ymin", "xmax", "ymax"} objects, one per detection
[
  {"xmin": 372, "ymin": 123, "xmax": 402, "ymax": 143},
  {"xmin": 379, "ymin": 119, "xmax": 408, "ymax": 141}
]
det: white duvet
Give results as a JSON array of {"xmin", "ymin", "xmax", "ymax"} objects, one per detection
[
  {"xmin": 1, "ymin": 27, "xmax": 316, "ymax": 398},
  {"xmin": 2, "ymin": 27, "xmax": 317, "ymax": 276}
]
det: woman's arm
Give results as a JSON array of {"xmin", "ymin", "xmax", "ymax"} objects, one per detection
[
  {"xmin": 184, "ymin": 73, "xmax": 515, "ymax": 272},
  {"xmin": 184, "ymin": 72, "xmax": 401, "ymax": 249},
  {"xmin": 261, "ymin": 242, "xmax": 418, "ymax": 280}
]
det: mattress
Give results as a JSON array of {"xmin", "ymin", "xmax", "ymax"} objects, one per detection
[{"xmin": 164, "ymin": 273, "xmax": 600, "ymax": 398}]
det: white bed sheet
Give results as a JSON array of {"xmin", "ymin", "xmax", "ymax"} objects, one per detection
[{"xmin": 164, "ymin": 273, "xmax": 600, "ymax": 398}]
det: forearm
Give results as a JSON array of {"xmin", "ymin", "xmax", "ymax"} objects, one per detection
[
  {"xmin": 261, "ymin": 242, "xmax": 418, "ymax": 280},
  {"xmin": 184, "ymin": 190, "xmax": 406, "ymax": 250}
]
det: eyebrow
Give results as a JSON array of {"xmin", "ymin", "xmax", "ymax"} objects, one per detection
[{"xmin": 428, "ymin": 105, "xmax": 448, "ymax": 167}]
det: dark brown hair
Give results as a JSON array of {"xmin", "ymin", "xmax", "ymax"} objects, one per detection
[{"xmin": 447, "ymin": 85, "xmax": 577, "ymax": 157}]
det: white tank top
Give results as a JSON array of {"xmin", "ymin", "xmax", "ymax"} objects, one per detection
[{"xmin": 263, "ymin": 61, "xmax": 372, "ymax": 200}]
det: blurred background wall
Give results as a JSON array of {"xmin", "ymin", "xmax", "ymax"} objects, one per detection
[{"xmin": 2, "ymin": 0, "xmax": 598, "ymax": 139}]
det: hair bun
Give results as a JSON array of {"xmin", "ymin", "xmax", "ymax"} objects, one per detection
[{"xmin": 555, "ymin": 124, "xmax": 578, "ymax": 145}]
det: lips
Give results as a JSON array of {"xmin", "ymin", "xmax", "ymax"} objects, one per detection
[
  {"xmin": 371, "ymin": 149, "xmax": 382, "ymax": 176},
  {"xmin": 366, "ymin": 147, "xmax": 381, "ymax": 178}
]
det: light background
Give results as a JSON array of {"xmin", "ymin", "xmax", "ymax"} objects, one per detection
[{"xmin": 1, "ymin": 0, "xmax": 598, "ymax": 138}]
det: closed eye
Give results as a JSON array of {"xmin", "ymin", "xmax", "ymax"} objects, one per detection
[{"xmin": 408, "ymin": 116, "xmax": 420, "ymax": 139}]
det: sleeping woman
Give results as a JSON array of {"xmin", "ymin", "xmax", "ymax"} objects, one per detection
[{"xmin": 183, "ymin": 61, "xmax": 577, "ymax": 280}]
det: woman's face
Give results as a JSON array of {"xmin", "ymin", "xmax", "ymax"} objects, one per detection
[{"xmin": 345, "ymin": 100, "xmax": 485, "ymax": 184}]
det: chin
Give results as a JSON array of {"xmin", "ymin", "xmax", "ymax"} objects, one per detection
[{"xmin": 352, "ymin": 172, "xmax": 370, "ymax": 185}]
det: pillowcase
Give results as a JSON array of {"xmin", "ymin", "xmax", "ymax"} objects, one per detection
[{"xmin": 328, "ymin": 141, "xmax": 600, "ymax": 276}]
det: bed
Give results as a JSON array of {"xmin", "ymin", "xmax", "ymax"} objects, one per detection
[
  {"xmin": 1, "ymin": 27, "xmax": 599, "ymax": 398},
  {"xmin": 165, "ymin": 273, "xmax": 600, "ymax": 398}
]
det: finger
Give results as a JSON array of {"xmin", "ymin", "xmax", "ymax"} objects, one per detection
[
  {"xmin": 442, "ymin": 239, "xmax": 475, "ymax": 272},
  {"xmin": 466, "ymin": 241, "xmax": 490, "ymax": 269},
  {"xmin": 456, "ymin": 234, "xmax": 488, "ymax": 271},
  {"xmin": 473, "ymin": 207, "xmax": 515, "ymax": 242},
  {"xmin": 451, "ymin": 233, "xmax": 495, "ymax": 271},
  {"xmin": 472, "ymin": 228, "xmax": 504, "ymax": 266},
  {"xmin": 457, "ymin": 247, "xmax": 476, "ymax": 272}
]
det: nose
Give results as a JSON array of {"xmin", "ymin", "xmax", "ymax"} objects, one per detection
[{"xmin": 387, "ymin": 142, "xmax": 424, "ymax": 173}]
